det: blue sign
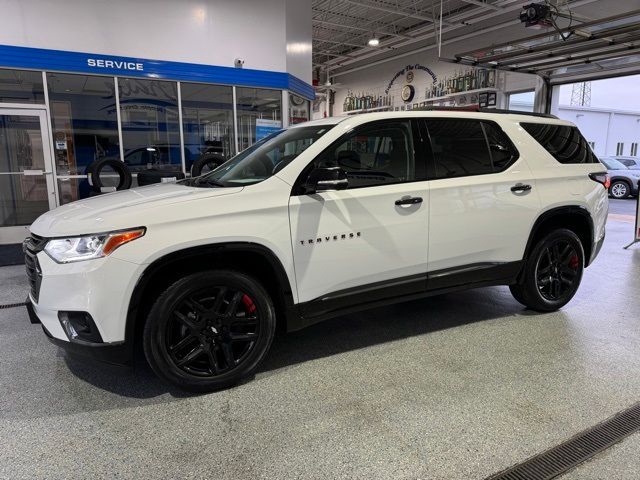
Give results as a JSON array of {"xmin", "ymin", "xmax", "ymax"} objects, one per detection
[
  {"xmin": 255, "ymin": 119, "xmax": 282, "ymax": 141},
  {"xmin": 0, "ymin": 44, "xmax": 314, "ymax": 100}
]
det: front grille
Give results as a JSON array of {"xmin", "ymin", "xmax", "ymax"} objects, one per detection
[{"xmin": 24, "ymin": 234, "xmax": 47, "ymax": 303}]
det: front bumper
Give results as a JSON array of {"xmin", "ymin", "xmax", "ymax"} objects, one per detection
[
  {"xmin": 26, "ymin": 296, "xmax": 134, "ymax": 366},
  {"xmin": 24, "ymin": 240, "xmax": 145, "ymax": 367}
]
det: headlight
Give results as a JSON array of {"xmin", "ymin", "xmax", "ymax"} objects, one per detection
[{"xmin": 44, "ymin": 227, "xmax": 145, "ymax": 263}]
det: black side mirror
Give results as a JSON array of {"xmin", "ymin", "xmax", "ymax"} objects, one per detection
[{"xmin": 306, "ymin": 166, "xmax": 348, "ymax": 193}]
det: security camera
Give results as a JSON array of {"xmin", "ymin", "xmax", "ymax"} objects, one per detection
[
  {"xmin": 234, "ymin": 58, "xmax": 244, "ymax": 68},
  {"xmin": 519, "ymin": 3, "xmax": 552, "ymax": 28}
]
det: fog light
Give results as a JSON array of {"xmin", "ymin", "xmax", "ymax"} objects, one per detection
[{"xmin": 58, "ymin": 312, "xmax": 103, "ymax": 343}]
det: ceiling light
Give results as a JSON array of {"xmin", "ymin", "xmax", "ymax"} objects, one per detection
[{"xmin": 368, "ymin": 37, "xmax": 380, "ymax": 47}]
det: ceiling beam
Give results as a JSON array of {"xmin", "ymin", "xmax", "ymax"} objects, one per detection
[
  {"xmin": 312, "ymin": 18, "xmax": 413, "ymax": 39},
  {"xmin": 338, "ymin": 0, "xmax": 453, "ymax": 26},
  {"xmin": 313, "ymin": 36, "xmax": 372, "ymax": 49},
  {"xmin": 459, "ymin": 0, "xmax": 503, "ymax": 11},
  {"xmin": 325, "ymin": 0, "xmax": 598, "ymax": 71}
]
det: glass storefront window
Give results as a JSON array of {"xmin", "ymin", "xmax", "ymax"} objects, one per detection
[
  {"xmin": 47, "ymin": 73, "xmax": 120, "ymax": 204},
  {"xmin": 235, "ymin": 87, "xmax": 282, "ymax": 151},
  {"xmin": 181, "ymin": 82, "xmax": 234, "ymax": 169},
  {"xmin": 0, "ymin": 114, "xmax": 50, "ymax": 226},
  {"xmin": 289, "ymin": 94, "xmax": 310, "ymax": 125},
  {"xmin": 0, "ymin": 69, "xmax": 45, "ymax": 104},
  {"xmin": 118, "ymin": 78, "xmax": 181, "ymax": 173}
]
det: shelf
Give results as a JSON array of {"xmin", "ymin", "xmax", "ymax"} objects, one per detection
[
  {"xmin": 342, "ymin": 88, "xmax": 500, "ymax": 114},
  {"xmin": 344, "ymin": 105, "xmax": 393, "ymax": 115},
  {"xmin": 424, "ymin": 87, "xmax": 498, "ymax": 103}
]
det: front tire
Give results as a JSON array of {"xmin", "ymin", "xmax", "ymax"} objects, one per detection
[
  {"xmin": 510, "ymin": 229, "xmax": 584, "ymax": 312},
  {"xmin": 143, "ymin": 270, "xmax": 276, "ymax": 392}
]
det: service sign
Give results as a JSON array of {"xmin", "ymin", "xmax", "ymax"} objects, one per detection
[{"xmin": 87, "ymin": 58, "xmax": 144, "ymax": 71}]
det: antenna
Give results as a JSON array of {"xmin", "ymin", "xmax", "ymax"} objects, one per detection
[{"xmin": 570, "ymin": 82, "xmax": 591, "ymax": 107}]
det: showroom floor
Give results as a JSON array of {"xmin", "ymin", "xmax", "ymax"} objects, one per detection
[{"xmin": 1, "ymin": 205, "xmax": 639, "ymax": 479}]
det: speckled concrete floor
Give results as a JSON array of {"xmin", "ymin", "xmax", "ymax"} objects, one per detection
[{"xmin": 1, "ymin": 218, "xmax": 639, "ymax": 480}]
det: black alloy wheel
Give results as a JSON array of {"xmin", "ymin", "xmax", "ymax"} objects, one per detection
[
  {"xmin": 535, "ymin": 240, "xmax": 580, "ymax": 302},
  {"xmin": 167, "ymin": 287, "xmax": 260, "ymax": 376},
  {"xmin": 509, "ymin": 228, "xmax": 584, "ymax": 312},
  {"xmin": 144, "ymin": 271, "xmax": 276, "ymax": 392}
]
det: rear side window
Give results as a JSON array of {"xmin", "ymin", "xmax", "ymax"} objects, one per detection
[
  {"xmin": 521, "ymin": 123, "xmax": 599, "ymax": 164},
  {"xmin": 425, "ymin": 119, "xmax": 518, "ymax": 179}
]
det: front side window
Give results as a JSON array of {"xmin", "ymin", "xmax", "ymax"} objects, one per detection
[
  {"xmin": 189, "ymin": 125, "xmax": 332, "ymax": 187},
  {"xmin": 521, "ymin": 123, "xmax": 599, "ymax": 164},
  {"xmin": 311, "ymin": 120, "xmax": 419, "ymax": 189}
]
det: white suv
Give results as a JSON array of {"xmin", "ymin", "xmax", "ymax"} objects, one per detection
[{"xmin": 25, "ymin": 111, "xmax": 609, "ymax": 391}]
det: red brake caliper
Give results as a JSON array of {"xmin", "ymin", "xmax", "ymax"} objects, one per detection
[
  {"xmin": 569, "ymin": 254, "xmax": 579, "ymax": 270},
  {"xmin": 241, "ymin": 294, "xmax": 256, "ymax": 314}
]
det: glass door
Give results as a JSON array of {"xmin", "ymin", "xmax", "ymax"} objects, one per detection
[{"xmin": 0, "ymin": 108, "xmax": 56, "ymax": 244}]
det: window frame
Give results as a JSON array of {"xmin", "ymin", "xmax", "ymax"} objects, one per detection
[
  {"xmin": 420, "ymin": 118, "xmax": 520, "ymax": 181},
  {"xmin": 291, "ymin": 118, "xmax": 427, "ymax": 195}
]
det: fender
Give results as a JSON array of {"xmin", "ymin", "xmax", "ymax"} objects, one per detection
[
  {"xmin": 523, "ymin": 205, "xmax": 595, "ymax": 267},
  {"xmin": 123, "ymin": 242, "xmax": 299, "ymax": 358}
]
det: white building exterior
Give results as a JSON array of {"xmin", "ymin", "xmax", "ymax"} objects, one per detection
[{"xmin": 512, "ymin": 100, "xmax": 640, "ymax": 158}]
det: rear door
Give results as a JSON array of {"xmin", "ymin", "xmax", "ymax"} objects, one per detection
[
  {"xmin": 423, "ymin": 118, "xmax": 541, "ymax": 285},
  {"xmin": 288, "ymin": 119, "xmax": 430, "ymax": 307}
]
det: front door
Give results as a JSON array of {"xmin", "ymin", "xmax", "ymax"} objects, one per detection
[
  {"xmin": 0, "ymin": 108, "xmax": 56, "ymax": 244},
  {"xmin": 289, "ymin": 119, "xmax": 430, "ymax": 310}
]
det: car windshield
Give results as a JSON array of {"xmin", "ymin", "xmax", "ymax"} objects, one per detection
[
  {"xmin": 188, "ymin": 125, "xmax": 333, "ymax": 187},
  {"xmin": 601, "ymin": 157, "xmax": 627, "ymax": 170}
]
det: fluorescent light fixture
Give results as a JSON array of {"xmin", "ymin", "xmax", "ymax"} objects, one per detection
[{"xmin": 368, "ymin": 38, "xmax": 380, "ymax": 47}]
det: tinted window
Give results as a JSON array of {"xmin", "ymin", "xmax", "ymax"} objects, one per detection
[
  {"xmin": 521, "ymin": 123, "xmax": 598, "ymax": 164},
  {"xmin": 483, "ymin": 122, "xmax": 517, "ymax": 170},
  {"xmin": 313, "ymin": 120, "xmax": 419, "ymax": 189},
  {"xmin": 427, "ymin": 119, "xmax": 492, "ymax": 178}
]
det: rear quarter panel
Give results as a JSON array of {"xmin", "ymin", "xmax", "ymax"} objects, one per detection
[{"xmin": 504, "ymin": 120, "xmax": 608, "ymax": 246}]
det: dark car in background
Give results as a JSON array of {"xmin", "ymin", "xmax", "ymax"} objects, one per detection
[{"xmin": 600, "ymin": 157, "xmax": 640, "ymax": 199}]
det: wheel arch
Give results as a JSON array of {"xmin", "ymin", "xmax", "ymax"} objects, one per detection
[
  {"xmin": 523, "ymin": 205, "xmax": 595, "ymax": 269},
  {"xmin": 609, "ymin": 177, "xmax": 632, "ymax": 188},
  {"xmin": 124, "ymin": 242, "xmax": 298, "ymax": 353}
]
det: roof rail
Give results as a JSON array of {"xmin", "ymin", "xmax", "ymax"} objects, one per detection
[{"xmin": 413, "ymin": 105, "xmax": 558, "ymax": 119}]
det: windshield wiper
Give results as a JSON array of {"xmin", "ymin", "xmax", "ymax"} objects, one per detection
[{"xmin": 196, "ymin": 177, "xmax": 226, "ymax": 188}]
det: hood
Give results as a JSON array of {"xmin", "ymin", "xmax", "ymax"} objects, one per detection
[{"xmin": 30, "ymin": 182, "xmax": 242, "ymax": 237}]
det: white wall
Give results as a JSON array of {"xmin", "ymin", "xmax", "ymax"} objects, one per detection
[
  {"xmin": 0, "ymin": 0, "xmax": 311, "ymax": 80},
  {"xmin": 322, "ymin": 30, "xmax": 540, "ymax": 117},
  {"xmin": 558, "ymin": 106, "xmax": 640, "ymax": 157}
]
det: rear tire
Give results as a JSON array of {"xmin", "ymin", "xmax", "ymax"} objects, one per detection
[
  {"xmin": 143, "ymin": 270, "xmax": 276, "ymax": 392},
  {"xmin": 510, "ymin": 229, "xmax": 584, "ymax": 312},
  {"xmin": 609, "ymin": 180, "xmax": 630, "ymax": 199}
]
